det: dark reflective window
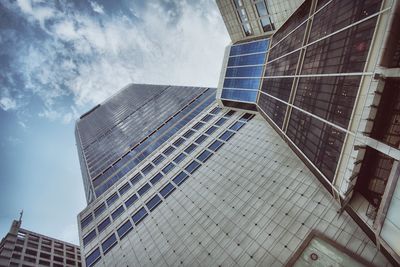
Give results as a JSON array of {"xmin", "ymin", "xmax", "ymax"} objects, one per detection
[
  {"xmin": 106, "ymin": 193, "xmax": 118, "ymax": 207},
  {"xmin": 229, "ymin": 121, "xmax": 245, "ymax": 131},
  {"xmin": 163, "ymin": 146, "xmax": 175, "ymax": 156},
  {"xmin": 85, "ymin": 248, "xmax": 100, "ymax": 267},
  {"xmin": 150, "ymin": 173, "xmax": 163, "ymax": 186},
  {"xmin": 192, "ymin": 122, "xmax": 205, "ymax": 130},
  {"xmin": 173, "ymin": 172, "xmax": 189, "ymax": 186},
  {"xmin": 117, "ymin": 220, "xmax": 133, "ymax": 240},
  {"xmin": 118, "ymin": 183, "xmax": 131, "ymax": 196},
  {"xmin": 215, "ymin": 118, "xmax": 228, "ymax": 126},
  {"xmin": 132, "ymin": 207, "xmax": 148, "ymax": 225},
  {"xmin": 125, "ymin": 194, "xmax": 138, "ymax": 208},
  {"xmin": 145, "ymin": 195, "xmax": 162, "ymax": 211},
  {"xmin": 196, "ymin": 150, "xmax": 213, "ymax": 163},
  {"xmin": 160, "ymin": 183, "xmax": 176, "ymax": 198},
  {"xmin": 101, "ymin": 233, "xmax": 117, "ymax": 255},
  {"xmin": 83, "ymin": 230, "xmax": 96, "ymax": 246},
  {"xmin": 184, "ymin": 144, "xmax": 197, "ymax": 154},
  {"xmin": 130, "ymin": 173, "xmax": 143, "ymax": 186},
  {"xmin": 141, "ymin": 163, "xmax": 154, "ymax": 176},
  {"xmin": 208, "ymin": 140, "xmax": 223, "ymax": 152},
  {"xmin": 137, "ymin": 183, "xmax": 151, "ymax": 196},
  {"xmin": 111, "ymin": 205, "xmax": 125, "ymax": 220},
  {"xmin": 185, "ymin": 161, "xmax": 201, "ymax": 174},
  {"xmin": 219, "ymin": 131, "xmax": 235, "ymax": 142},
  {"xmin": 162, "ymin": 162, "xmax": 175, "ymax": 174},
  {"xmin": 195, "ymin": 135, "xmax": 207, "ymax": 144},
  {"xmin": 94, "ymin": 203, "xmax": 106, "ymax": 218},
  {"xmin": 205, "ymin": 126, "xmax": 218, "ymax": 135},
  {"xmin": 81, "ymin": 214, "xmax": 93, "ymax": 230},
  {"xmin": 98, "ymin": 217, "xmax": 111, "ymax": 233},
  {"xmin": 152, "ymin": 154, "xmax": 165, "ymax": 165},
  {"xmin": 173, "ymin": 153, "xmax": 187, "ymax": 164},
  {"xmin": 173, "ymin": 138, "xmax": 185, "ymax": 147},
  {"xmin": 183, "ymin": 129, "xmax": 195, "ymax": 138}
]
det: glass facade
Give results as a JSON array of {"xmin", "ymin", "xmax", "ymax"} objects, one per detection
[{"xmin": 222, "ymin": 38, "xmax": 269, "ymax": 107}]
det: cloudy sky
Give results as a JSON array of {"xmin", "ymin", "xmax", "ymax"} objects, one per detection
[{"xmin": 0, "ymin": 0, "xmax": 229, "ymax": 244}]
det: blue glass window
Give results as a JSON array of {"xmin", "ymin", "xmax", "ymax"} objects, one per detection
[
  {"xmin": 173, "ymin": 138, "xmax": 185, "ymax": 147},
  {"xmin": 132, "ymin": 207, "xmax": 148, "ymax": 225},
  {"xmin": 183, "ymin": 129, "xmax": 195, "ymax": 138},
  {"xmin": 223, "ymin": 78, "xmax": 261, "ymax": 90},
  {"xmin": 162, "ymin": 162, "xmax": 175, "ymax": 174},
  {"xmin": 141, "ymin": 163, "xmax": 154, "ymax": 176},
  {"xmin": 94, "ymin": 203, "xmax": 106, "ymax": 218},
  {"xmin": 111, "ymin": 205, "xmax": 125, "ymax": 220},
  {"xmin": 150, "ymin": 173, "xmax": 163, "ymax": 186},
  {"xmin": 130, "ymin": 173, "xmax": 143, "ymax": 186},
  {"xmin": 210, "ymin": 107, "xmax": 222, "ymax": 115},
  {"xmin": 184, "ymin": 144, "xmax": 197, "ymax": 154},
  {"xmin": 221, "ymin": 89, "xmax": 258, "ymax": 102},
  {"xmin": 225, "ymin": 66, "xmax": 264, "ymax": 78},
  {"xmin": 146, "ymin": 195, "xmax": 162, "ymax": 211},
  {"xmin": 205, "ymin": 126, "xmax": 217, "ymax": 135},
  {"xmin": 219, "ymin": 131, "xmax": 235, "ymax": 142},
  {"xmin": 137, "ymin": 183, "xmax": 151, "ymax": 196},
  {"xmin": 83, "ymin": 229, "xmax": 96, "ymax": 246},
  {"xmin": 106, "ymin": 193, "xmax": 118, "ymax": 207},
  {"xmin": 98, "ymin": 217, "xmax": 111, "ymax": 233},
  {"xmin": 201, "ymin": 114, "xmax": 213, "ymax": 122},
  {"xmin": 163, "ymin": 146, "xmax": 175, "ymax": 156},
  {"xmin": 230, "ymin": 39, "xmax": 269, "ymax": 56},
  {"xmin": 240, "ymin": 113, "xmax": 255, "ymax": 121},
  {"xmin": 173, "ymin": 172, "xmax": 189, "ymax": 186},
  {"xmin": 118, "ymin": 183, "xmax": 131, "ymax": 196},
  {"xmin": 215, "ymin": 118, "xmax": 228, "ymax": 126},
  {"xmin": 152, "ymin": 154, "xmax": 165, "ymax": 165},
  {"xmin": 197, "ymin": 150, "xmax": 213, "ymax": 163},
  {"xmin": 173, "ymin": 153, "xmax": 186, "ymax": 164},
  {"xmin": 160, "ymin": 183, "xmax": 176, "ymax": 198},
  {"xmin": 227, "ymin": 53, "xmax": 266, "ymax": 66},
  {"xmin": 125, "ymin": 194, "xmax": 138, "ymax": 208},
  {"xmin": 194, "ymin": 135, "xmax": 207, "ymax": 144},
  {"xmin": 225, "ymin": 110, "xmax": 236, "ymax": 117},
  {"xmin": 208, "ymin": 140, "xmax": 223, "ymax": 152},
  {"xmin": 185, "ymin": 161, "xmax": 201, "ymax": 174},
  {"xmin": 81, "ymin": 214, "xmax": 93, "ymax": 229},
  {"xmin": 192, "ymin": 122, "xmax": 205, "ymax": 130},
  {"xmin": 229, "ymin": 121, "xmax": 245, "ymax": 131},
  {"xmin": 117, "ymin": 220, "xmax": 133, "ymax": 240},
  {"xmin": 85, "ymin": 248, "xmax": 101, "ymax": 267},
  {"xmin": 101, "ymin": 233, "xmax": 117, "ymax": 255}
]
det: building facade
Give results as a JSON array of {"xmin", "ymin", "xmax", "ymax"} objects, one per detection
[{"xmin": 0, "ymin": 218, "xmax": 81, "ymax": 267}]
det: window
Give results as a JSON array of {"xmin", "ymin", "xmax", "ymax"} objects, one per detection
[
  {"xmin": 184, "ymin": 144, "xmax": 197, "ymax": 154},
  {"xmin": 98, "ymin": 217, "xmax": 111, "ymax": 233},
  {"xmin": 192, "ymin": 122, "xmax": 205, "ymax": 130},
  {"xmin": 197, "ymin": 150, "xmax": 213, "ymax": 163},
  {"xmin": 208, "ymin": 140, "xmax": 223, "ymax": 152},
  {"xmin": 163, "ymin": 146, "xmax": 175, "ymax": 156},
  {"xmin": 130, "ymin": 173, "xmax": 143, "ymax": 186},
  {"xmin": 224, "ymin": 110, "xmax": 236, "ymax": 117},
  {"xmin": 53, "ymin": 256, "xmax": 63, "ymax": 262},
  {"xmin": 173, "ymin": 137, "xmax": 185, "ymax": 147},
  {"xmin": 118, "ymin": 183, "xmax": 131, "ymax": 196},
  {"xmin": 80, "ymin": 214, "xmax": 93, "ymax": 229},
  {"xmin": 146, "ymin": 195, "xmax": 162, "ymax": 211},
  {"xmin": 39, "ymin": 260, "xmax": 50, "ymax": 266},
  {"xmin": 210, "ymin": 107, "xmax": 222, "ymax": 114},
  {"xmin": 25, "ymin": 249, "xmax": 37, "ymax": 256},
  {"xmin": 205, "ymin": 126, "xmax": 217, "ymax": 135},
  {"xmin": 94, "ymin": 203, "xmax": 106, "ymax": 218},
  {"xmin": 106, "ymin": 193, "xmax": 118, "ymax": 206},
  {"xmin": 111, "ymin": 205, "xmax": 125, "ymax": 220},
  {"xmin": 229, "ymin": 121, "xmax": 245, "ymax": 131},
  {"xmin": 194, "ymin": 135, "xmax": 207, "ymax": 145},
  {"xmin": 185, "ymin": 161, "xmax": 201, "ymax": 174},
  {"xmin": 162, "ymin": 162, "xmax": 175, "ymax": 174},
  {"xmin": 83, "ymin": 229, "xmax": 96, "ymax": 246},
  {"xmin": 219, "ymin": 131, "xmax": 235, "ymax": 142},
  {"xmin": 150, "ymin": 172, "xmax": 163, "ymax": 186},
  {"xmin": 173, "ymin": 153, "xmax": 186, "ymax": 164},
  {"xmin": 117, "ymin": 220, "xmax": 133, "ymax": 240},
  {"xmin": 137, "ymin": 183, "xmax": 150, "ymax": 197},
  {"xmin": 152, "ymin": 154, "xmax": 165, "ymax": 165},
  {"xmin": 125, "ymin": 194, "xmax": 138, "ymax": 208},
  {"xmin": 102, "ymin": 234, "xmax": 117, "ymax": 255},
  {"xmin": 40, "ymin": 252, "xmax": 51, "ymax": 259},
  {"xmin": 132, "ymin": 207, "xmax": 148, "ymax": 225},
  {"xmin": 183, "ymin": 129, "xmax": 195, "ymax": 138},
  {"xmin": 173, "ymin": 171, "xmax": 189, "ymax": 186},
  {"xmin": 160, "ymin": 183, "xmax": 176, "ymax": 198},
  {"xmin": 141, "ymin": 163, "xmax": 154, "ymax": 175},
  {"xmin": 201, "ymin": 114, "xmax": 213, "ymax": 122},
  {"xmin": 215, "ymin": 118, "xmax": 227, "ymax": 126}
]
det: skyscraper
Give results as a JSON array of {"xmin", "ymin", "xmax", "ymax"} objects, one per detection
[
  {"xmin": 0, "ymin": 217, "xmax": 81, "ymax": 267},
  {"xmin": 75, "ymin": 0, "xmax": 399, "ymax": 266}
]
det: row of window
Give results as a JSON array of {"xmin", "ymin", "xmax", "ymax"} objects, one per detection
[
  {"xmin": 81, "ymin": 107, "xmax": 226, "ymax": 230},
  {"xmin": 91, "ymin": 92, "xmax": 216, "ymax": 198},
  {"xmin": 85, "ymin": 112, "xmax": 254, "ymax": 267}
]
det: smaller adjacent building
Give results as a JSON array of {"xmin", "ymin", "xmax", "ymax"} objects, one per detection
[{"xmin": 0, "ymin": 216, "xmax": 81, "ymax": 267}]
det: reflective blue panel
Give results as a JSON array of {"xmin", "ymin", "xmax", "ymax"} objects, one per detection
[
  {"xmin": 111, "ymin": 205, "xmax": 125, "ymax": 220},
  {"xmin": 194, "ymin": 135, "xmax": 207, "ymax": 145},
  {"xmin": 137, "ymin": 183, "xmax": 151, "ymax": 196},
  {"xmin": 219, "ymin": 131, "xmax": 235, "ymax": 142},
  {"xmin": 150, "ymin": 172, "xmax": 163, "ymax": 186},
  {"xmin": 152, "ymin": 154, "xmax": 165, "ymax": 165},
  {"xmin": 223, "ymin": 78, "xmax": 261, "ymax": 89},
  {"xmin": 85, "ymin": 248, "xmax": 101, "ymax": 267},
  {"xmin": 196, "ymin": 150, "xmax": 213, "ymax": 163},
  {"xmin": 230, "ymin": 39, "xmax": 269, "ymax": 56},
  {"xmin": 132, "ymin": 207, "xmax": 148, "ymax": 225},
  {"xmin": 221, "ymin": 89, "xmax": 258, "ymax": 102},
  {"xmin": 205, "ymin": 126, "xmax": 217, "ymax": 135},
  {"xmin": 215, "ymin": 118, "xmax": 228, "ymax": 126},
  {"xmin": 130, "ymin": 173, "xmax": 143, "ymax": 186},
  {"xmin": 229, "ymin": 121, "xmax": 245, "ymax": 131},
  {"xmin": 101, "ymin": 233, "xmax": 117, "ymax": 255},
  {"xmin": 163, "ymin": 146, "xmax": 175, "ymax": 156},
  {"xmin": 173, "ymin": 171, "xmax": 189, "ymax": 186},
  {"xmin": 81, "ymin": 214, "xmax": 93, "ymax": 230},
  {"xmin": 192, "ymin": 122, "xmax": 205, "ymax": 130},
  {"xmin": 98, "ymin": 217, "xmax": 111, "ymax": 233},
  {"xmin": 141, "ymin": 163, "xmax": 154, "ymax": 176},
  {"xmin": 162, "ymin": 162, "xmax": 175, "ymax": 174},
  {"xmin": 146, "ymin": 195, "xmax": 162, "ymax": 211},
  {"xmin": 228, "ymin": 53, "xmax": 266, "ymax": 66},
  {"xmin": 200, "ymin": 114, "xmax": 213, "ymax": 122},
  {"xmin": 173, "ymin": 138, "xmax": 185, "ymax": 147},
  {"xmin": 185, "ymin": 161, "xmax": 201, "ymax": 174},
  {"xmin": 118, "ymin": 183, "xmax": 131, "ymax": 196},
  {"xmin": 160, "ymin": 183, "xmax": 176, "ymax": 198},
  {"xmin": 106, "ymin": 193, "xmax": 119, "ymax": 206},
  {"xmin": 173, "ymin": 153, "xmax": 187, "ymax": 164},
  {"xmin": 94, "ymin": 203, "xmax": 106, "ymax": 218},
  {"xmin": 183, "ymin": 129, "xmax": 195, "ymax": 138},
  {"xmin": 125, "ymin": 194, "xmax": 138, "ymax": 208},
  {"xmin": 83, "ymin": 229, "xmax": 96, "ymax": 246},
  {"xmin": 184, "ymin": 144, "xmax": 197, "ymax": 154},
  {"xmin": 117, "ymin": 220, "xmax": 133, "ymax": 240},
  {"xmin": 225, "ymin": 66, "xmax": 264, "ymax": 78},
  {"xmin": 208, "ymin": 140, "xmax": 224, "ymax": 152}
]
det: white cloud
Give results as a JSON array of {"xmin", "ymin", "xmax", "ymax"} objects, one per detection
[
  {"xmin": 90, "ymin": 1, "xmax": 104, "ymax": 14},
  {"xmin": 0, "ymin": 97, "xmax": 17, "ymax": 111}
]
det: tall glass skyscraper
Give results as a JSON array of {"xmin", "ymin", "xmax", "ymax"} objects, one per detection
[{"xmin": 75, "ymin": 0, "xmax": 400, "ymax": 266}]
